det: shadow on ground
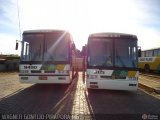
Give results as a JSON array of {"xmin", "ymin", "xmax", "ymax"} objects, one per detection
[
  {"xmin": 85, "ymin": 89, "xmax": 160, "ymax": 120},
  {"xmin": 0, "ymin": 74, "xmax": 78, "ymax": 114}
]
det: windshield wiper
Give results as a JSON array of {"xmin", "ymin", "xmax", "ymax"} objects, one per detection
[{"xmin": 116, "ymin": 55, "xmax": 126, "ymax": 67}]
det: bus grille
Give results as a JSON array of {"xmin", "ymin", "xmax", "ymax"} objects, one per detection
[
  {"xmin": 44, "ymin": 71, "xmax": 55, "ymax": 73},
  {"xmin": 31, "ymin": 70, "xmax": 41, "ymax": 73}
]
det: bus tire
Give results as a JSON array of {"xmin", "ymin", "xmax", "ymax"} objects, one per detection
[
  {"xmin": 144, "ymin": 64, "xmax": 150, "ymax": 73},
  {"xmin": 138, "ymin": 68, "xmax": 142, "ymax": 72}
]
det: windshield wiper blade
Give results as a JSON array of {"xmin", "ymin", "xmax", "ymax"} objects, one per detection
[{"xmin": 117, "ymin": 55, "xmax": 126, "ymax": 67}]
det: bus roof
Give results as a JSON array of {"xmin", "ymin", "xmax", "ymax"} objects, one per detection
[
  {"xmin": 142, "ymin": 47, "xmax": 160, "ymax": 51},
  {"xmin": 89, "ymin": 32, "xmax": 137, "ymax": 39},
  {"xmin": 23, "ymin": 29, "xmax": 69, "ymax": 34}
]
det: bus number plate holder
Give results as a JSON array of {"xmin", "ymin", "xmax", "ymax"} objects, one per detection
[{"xmin": 39, "ymin": 76, "xmax": 48, "ymax": 80}]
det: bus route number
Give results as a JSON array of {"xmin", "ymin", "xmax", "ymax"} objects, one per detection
[{"xmin": 24, "ymin": 66, "xmax": 37, "ymax": 69}]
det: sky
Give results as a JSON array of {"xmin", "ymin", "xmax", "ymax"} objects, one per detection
[{"xmin": 0, "ymin": 0, "xmax": 160, "ymax": 55}]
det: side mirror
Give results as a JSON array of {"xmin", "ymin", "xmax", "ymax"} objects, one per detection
[
  {"xmin": 138, "ymin": 48, "xmax": 141, "ymax": 57},
  {"xmin": 15, "ymin": 42, "xmax": 19, "ymax": 50}
]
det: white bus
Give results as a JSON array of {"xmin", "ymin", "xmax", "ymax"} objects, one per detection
[
  {"xmin": 86, "ymin": 33, "xmax": 139, "ymax": 90},
  {"xmin": 17, "ymin": 29, "xmax": 76, "ymax": 84}
]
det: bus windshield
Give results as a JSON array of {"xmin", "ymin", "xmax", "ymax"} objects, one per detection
[
  {"xmin": 21, "ymin": 32, "xmax": 69, "ymax": 62},
  {"xmin": 88, "ymin": 38, "xmax": 137, "ymax": 68},
  {"xmin": 88, "ymin": 38, "xmax": 113, "ymax": 67},
  {"xmin": 115, "ymin": 39, "xmax": 137, "ymax": 68}
]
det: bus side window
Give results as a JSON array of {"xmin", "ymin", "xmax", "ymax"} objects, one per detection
[
  {"xmin": 158, "ymin": 49, "xmax": 160, "ymax": 56},
  {"xmin": 146, "ymin": 51, "xmax": 149, "ymax": 57},
  {"xmin": 142, "ymin": 51, "xmax": 145, "ymax": 57},
  {"xmin": 148, "ymin": 50, "xmax": 153, "ymax": 57},
  {"xmin": 154, "ymin": 49, "xmax": 158, "ymax": 57}
]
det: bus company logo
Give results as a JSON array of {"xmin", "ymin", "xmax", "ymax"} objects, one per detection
[
  {"xmin": 94, "ymin": 70, "xmax": 105, "ymax": 74},
  {"xmin": 142, "ymin": 114, "xmax": 148, "ymax": 120}
]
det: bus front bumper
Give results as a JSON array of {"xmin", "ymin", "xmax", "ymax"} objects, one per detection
[{"xmin": 86, "ymin": 79, "xmax": 138, "ymax": 91}]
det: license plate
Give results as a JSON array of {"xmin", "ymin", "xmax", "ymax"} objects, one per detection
[{"xmin": 39, "ymin": 76, "xmax": 48, "ymax": 80}]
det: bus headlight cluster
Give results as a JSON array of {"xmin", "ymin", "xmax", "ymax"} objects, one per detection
[
  {"xmin": 20, "ymin": 70, "xmax": 29, "ymax": 73},
  {"xmin": 128, "ymin": 77, "xmax": 137, "ymax": 80}
]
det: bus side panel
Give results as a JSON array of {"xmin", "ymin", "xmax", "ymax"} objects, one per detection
[
  {"xmin": 155, "ymin": 57, "xmax": 160, "ymax": 71},
  {"xmin": 138, "ymin": 57, "xmax": 158, "ymax": 71},
  {"xmin": 138, "ymin": 61, "xmax": 145, "ymax": 70}
]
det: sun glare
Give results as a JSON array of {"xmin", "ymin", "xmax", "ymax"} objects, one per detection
[
  {"xmin": 17, "ymin": 0, "xmax": 160, "ymax": 52},
  {"xmin": 19, "ymin": 0, "xmax": 137, "ymax": 50}
]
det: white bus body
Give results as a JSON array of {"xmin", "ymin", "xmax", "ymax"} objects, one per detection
[{"xmin": 86, "ymin": 33, "xmax": 139, "ymax": 90}]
